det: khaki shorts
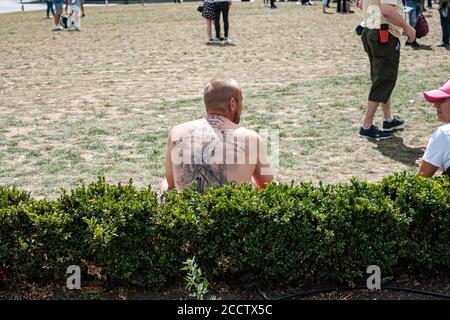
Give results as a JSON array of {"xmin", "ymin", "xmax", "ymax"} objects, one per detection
[
  {"xmin": 361, "ymin": 28, "xmax": 401, "ymax": 103},
  {"xmin": 55, "ymin": 3, "xmax": 63, "ymax": 16}
]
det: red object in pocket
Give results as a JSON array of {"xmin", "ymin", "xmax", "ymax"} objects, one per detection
[{"xmin": 379, "ymin": 24, "xmax": 389, "ymax": 44}]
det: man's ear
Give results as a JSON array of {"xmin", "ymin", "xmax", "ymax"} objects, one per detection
[{"xmin": 229, "ymin": 97, "xmax": 237, "ymax": 113}]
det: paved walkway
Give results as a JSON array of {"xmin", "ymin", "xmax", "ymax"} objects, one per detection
[
  {"xmin": 0, "ymin": 0, "xmax": 46, "ymax": 14},
  {"xmin": 0, "ymin": 0, "xmax": 110, "ymax": 14}
]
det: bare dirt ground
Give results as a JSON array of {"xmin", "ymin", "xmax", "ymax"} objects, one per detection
[
  {"xmin": 1, "ymin": 273, "xmax": 449, "ymax": 300},
  {"xmin": 1, "ymin": 2, "xmax": 450, "ymax": 198}
]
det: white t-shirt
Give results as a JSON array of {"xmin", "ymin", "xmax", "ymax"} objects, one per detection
[{"xmin": 422, "ymin": 123, "xmax": 450, "ymax": 171}]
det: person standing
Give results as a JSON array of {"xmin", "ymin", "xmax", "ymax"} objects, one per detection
[
  {"xmin": 46, "ymin": 0, "xmax": 55, "ymax": 19},
  {"xmin": 52, "ymin": 0, "xmax": 64, "ymax": 30},
  {"xmin": 68, "ymin": 0, "xmax": 81, "ymax": 31},
  {"xmin": 438, "ymin": 0, "xmax": 450, "ymax": 48},
  {"xmin": 213, "ymin": 0, "xmax": 232, "ymax": 44},
  {"xmin": 358, "ymin": 0, "xmax": 416, "ymax": 140},
  {"xmin": 202, "ymin": 0, "xmax": 216, "ymax": 43},
  {"xmin": 405, "ymin": 0, "xmax": 422, "ymax": 48},
  {"xmin": 337, "ymin": 0, "xmax": 348, "ymax": 12}
]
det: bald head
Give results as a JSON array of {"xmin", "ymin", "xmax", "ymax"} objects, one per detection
[{"xmin": 204, "ymin": 79, "xmax": 242, "ymax": 113}]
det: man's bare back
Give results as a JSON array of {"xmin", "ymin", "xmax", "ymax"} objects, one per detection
[{"xmin": 162, "ymin": 79, "xmax": 274, "ymax": 193}]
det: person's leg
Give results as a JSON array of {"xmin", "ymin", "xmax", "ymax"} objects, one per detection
[
  {"xmin": 73, "ymin": 7, "xmax": 81, "ymax": 30},
  {"xmin": 206, "ymin": 18, "xmax": 213, "ymax": 40},
  {"xmin": 54, "ymin": 4, "xmax": 62, "ymax": 27},
  {"xmin": 381, "ymin": 101, "xmax": 392, "ymax": 120},
  {"xmin": 81, "ymin": 0, "xmax": 85, "ymax": 17},
  {"xmin": 47, "ymin": 2, "xmax": 51, "ymax": 17},
  {"xmin": 222, "ymin": 2, "xmax": 229, "ymax": 39},
  {"xmin": 361, "ymin": 28, "xmax": 377, "ymax": 128},
  {"xmin": 363, "ymin": 101, "xmax": 380, "ymax": 129},
  {"xmin": 362, "ymin": 30, "xmax": 400, "ymax": 133},
  {"xmin": 342, "ymin": 0, "xmax": 347, "ymax": 12},
  {"xmin": 410, "ymin": 7, "xmax": 418, "ymax": 28},
  {"xmin": 444, "ymin": 14, "xmax": 450, "ymax": 45},
  {"xmin": 322, "ymin": 0, "xmax": 328, "ymax": 12},
  {"xmin": 337, "ymin": 0, "xmax": 341, "ymax": 12},
  {"xmin": 374, "ymin": 37, "xmax": 401, "ymax": 130},
  {"xmin": 214, "ymin": 3, "xmax": 221, "ymax": 39}
]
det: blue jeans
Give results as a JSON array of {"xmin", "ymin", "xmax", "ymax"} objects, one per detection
[
  {"xmin": 441, "ymin": 9, "xmax": 450, "ymax": 45},
  {"xmin": 46, "ymin": 1, "xmax": 55, "ymax": 17},
  {"xmin": 406, "ymin": 1, "xmax": 421, "ymax": 28}
]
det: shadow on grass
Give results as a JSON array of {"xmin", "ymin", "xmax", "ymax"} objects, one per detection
[
  {"xmin": 414, "ymin": 44, "xmax": 434, "ymax": 51},
  {"xmin": 370, "ymin": 135, "xmax": 425, "ymax": 166}
]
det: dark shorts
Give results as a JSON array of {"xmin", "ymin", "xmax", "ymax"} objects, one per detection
[
  {"xmin": 361, "ymin": 28, "xmax": 400, "ymax": 103},
  {"xmin": 55, "ymin": 3, "xmax": 63, "ymax": 15}
]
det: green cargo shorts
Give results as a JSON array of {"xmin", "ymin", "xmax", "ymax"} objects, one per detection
[{"xmin": 361, "ymin": 28, "xmax": 400, "ymax": 104}]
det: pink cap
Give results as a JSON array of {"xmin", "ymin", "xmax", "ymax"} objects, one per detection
[{"xmin": 423, "ymin": 77, "xmax": 450, "ymax": 103}]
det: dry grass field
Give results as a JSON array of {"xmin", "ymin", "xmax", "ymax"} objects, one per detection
[{"xmin": 1, "ymin": 1, "xmax": 450, "ymax": 198}]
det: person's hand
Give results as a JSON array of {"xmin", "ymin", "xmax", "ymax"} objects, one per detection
[
  {"xmin": 406, "ymin": 25, "xmax": 416, "ymax": 44},
  {"xmin": 415, "ymin": 158, "xmax": 423, "ymax": 166}
]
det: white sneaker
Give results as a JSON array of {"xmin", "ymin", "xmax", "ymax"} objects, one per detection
[
  {"xmin": 52, "ymin": 25, "xmax": 63, "ymax": 31},
  {"xmin": 212, "ymin": 37, "xmax": 222, "ymax": 44},
  {"xmin": 224, "ymin": 37, "xmax": 231, "ymax": 44},
  {"xmin": 68, "ymin": 24, "xmax": 75, "ymax": 31}
]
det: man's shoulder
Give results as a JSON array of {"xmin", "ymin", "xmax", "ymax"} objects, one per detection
[
  {"xmin": 234, "ymin": 127, "xmax": 261, "ymax": 139},
  {"xmin": 169, "ymin": 118, "xmax": 207, "ymax": 138},
  {"xmin": 437, "ymin": 124, "xmax": 450, "ymax": 141},
  {"xmin": 170, "ymin": 118, "xmax": 205, "ymax": 131}
]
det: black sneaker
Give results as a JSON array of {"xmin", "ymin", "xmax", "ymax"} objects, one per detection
[
  {"xmin": 359, "ymin": 125, "xmax": 392, "ymax": 141},
  {"xmin": 383, "ymin": 115, "xmax": 405, "ymax": 132},
  {"xmin": 411, "ymin": 41, "xmax": 421, "ymax": 49}
]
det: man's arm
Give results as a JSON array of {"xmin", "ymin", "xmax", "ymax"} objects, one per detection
[
  {"xmin": 380, "ymin": 3, "xmax": 416, "ymax": 43},
  {"xmin": 417, "ymin": 159, "xmax": 439, "ymax": 178},
  {"xmin": 252, "ymin": 135, "xmax": 274, "ymax": 189}
]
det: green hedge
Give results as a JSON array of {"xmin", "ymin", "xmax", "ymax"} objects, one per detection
[{"xmin": 0, "ymin": 173, "xmax": 449, "ymax": 288}]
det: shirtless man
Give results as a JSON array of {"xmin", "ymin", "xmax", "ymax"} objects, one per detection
[{"xmin": 161, "ymin": 78, "xmax": 274, "ymax": 194}]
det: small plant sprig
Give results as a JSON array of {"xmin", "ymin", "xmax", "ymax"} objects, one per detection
[{"xmin": 181, "ymin": 257, "xmax": 210, "ymax": 300}]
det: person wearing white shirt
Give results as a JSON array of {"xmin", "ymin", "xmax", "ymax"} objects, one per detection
[{"xmin": 417, "ymin": 77, "xmax": 450, "ymax": 177}]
